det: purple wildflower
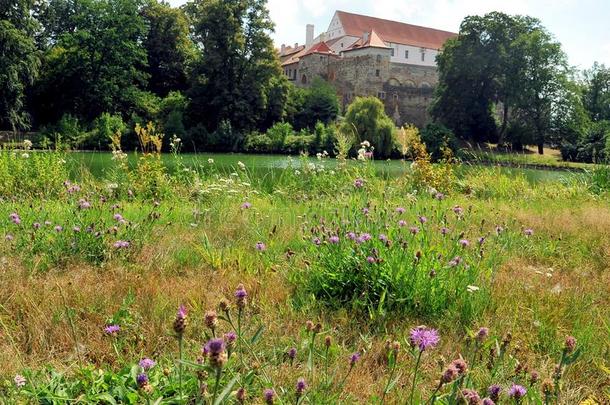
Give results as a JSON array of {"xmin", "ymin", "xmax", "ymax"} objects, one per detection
[
  {"xmin": 255, "ymin": 241, "xmax": 266, "ymax": 251},
  {"xmin": 478, "ymin": 237, "xmax": 486, "ymax": 245},
  {"xmin": 362, "ymin": 207, "xmax": 369, "ymax": 215},
  {"xmin": 459, "ymin": 239, "xmax": 470, "ymax": 248},
  {"xmin": 263, "ymin": 388, "xmax": 275, "ymax": 404},
  {"xmin": 366, "ymin": 256, "xmax": 376, "ymax": 264},
  {"xmin": 396, "ymin": 207, "xmax": 405, "ymax": 214},
  {"xmin": 14, "ymin": 374, "xmax": 26, "ymax": 388},
  {"xmin": 54, "ymin": 225, "xmax": 63, "ymax": 232},
  {"xmin": 482, "ymin": 399, "xmax": 495, "ymax": 405},
  {"xmin": 353, "ymin": 178, "xmax": 364, "ymax": 188},
  {"xmin": 349, "ymin": 352, "xmax": 361, "ymax": 366},
  {"xmin": 296, "ymin": 378, "xmax": 307, "ymax": 396},
  {"xmin": 524, "ymin": 228, "xmax": 534, "ymax": 236},
  {"xmin": 241, "ymin": 202, "xmax": 252, "ymax": 209},
  {"xmin": 5, "ymin": 233, "xmax": 13, "ymax": 241},
  {"xmin": 78, "ymin": 199, "xmax": 91, "ymax": 209},
  {"xmin": 462, "ymin": 389, "xmax": 481, "ymax": 404},
  {"xmin": 205, "ymin": 338, "xmax": 226, "ymax": 355},
  {"xmin": 359, "ymin": 233, "xmax": 372, "ymax": 241},
  {"xmin": 139, "ymin": 358, "xmax": 156, "ymax": 370},
  {"xmin": 441, "ymin": 227, "xmax": 450, "ymax": 235},
  {"xmin": 104, "ymin": 324, "xmax": 120, "ymax": 335},
  {"xmin": 448, "ymin": 256, "xmax": 462, "ymax": 267},
  {"xmin": 288, "ymin": 347, "xmax": 297, "ymax": 360},
  {"xmin": 488, "ymin": 384, "xmax": 502, "ymax": 401},
  {"xmin": 476, "ymin": 327, "xmax": 489, "ymax": 342},
  {"xmin": 312, "ymin": 237, "xmax": 321, "ymax": 246},
  {"xmin": 329, "ymin": 235, "xmax": 340, "ymax": 244},
  {"xmin": 33, "ymin": 222, "xmax": 41, "ymax": 229},
  {"xmin": 136, "ymin": 373, "xmax": 148, "ymax": 387},
  {"xmin": 435, "ymin": 192, "xmax": 445, "ymax": 200},
  {"xmin": 9, "ymin": 213, "xmax": 21, "ymax": 225},
  {"xmin": 379, "ymin": 234, "xmax": 388, "ymax": 242},
  {"xmin": 418, "ymin": 216, "xmax": 427, "ymax": 224},
  {"xmin": 113, "ymin": 240, "xmax": 130, "ymax": 249},
  {"xmin": 398, "ymin": 219, "xmax": 407, "ymax": 227},
  {"xmin": 508, "ymin": 383, "xmax": 527, "ymax": 399},
  {"xmin": 409, "ymin": 326, "xmax": 440, "ymax": 351},
  {"xmin": 453, "ymin": 206, "xmax": 463, "ymax": 215},
  {"xmin": 224, "ymin": 331, "xmax": 237, "ymax": 344},
  {"xmin": 347, "ymin": 231, "xmax": 357, "ymax": 240},
  {"xmin": 73, "ymin": 226, "xmax": 81, "ymax": 233},
  {"xmin": 410, "ymin": 226, "xmax": 419, "ymax": 235}
]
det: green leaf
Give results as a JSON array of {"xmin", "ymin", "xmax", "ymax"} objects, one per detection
[
  {"xmin": 250, "ymin": 325, "xmax": 265, "ymax": 344},
  {"xmin": 213, "ymin": 375, "xmax": 239, "ymax": 405},
  {"xmin": 95, "ymin": 393, "xmax": 117, "ymax": 405}
]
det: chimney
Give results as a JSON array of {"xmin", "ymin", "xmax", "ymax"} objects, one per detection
[
  {"xmin": 306, "ymin": 24, "xmax": 314, "ymax": 48},
  {"xmin": 280, "ymin": 44, "xmax": 286, "ymax": 54},
  {"xmin": 294, "ymin": 42, "xmax": 298, "ymax": 49}
]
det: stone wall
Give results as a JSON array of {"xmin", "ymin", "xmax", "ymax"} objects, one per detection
[{"xmin": 295, "ymin": 51, "xmax": 438, "ymax": 127}]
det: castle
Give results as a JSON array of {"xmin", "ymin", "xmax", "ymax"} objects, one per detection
[{"xmin": 279, "ymin": 11, "xmax": 456, "ymax": 127}]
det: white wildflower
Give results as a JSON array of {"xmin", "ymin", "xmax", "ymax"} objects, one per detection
[
  {"xmin": 466, "ymin": 285, "xmax": 480, "ymax": 293},
  {"xmin": 237, "ymin": 161, "xmax": 246, "ymax": 170},
  {"xmin": 208, "ymin": 158, "xmax": 214, "ymax": 164},
  {"xmin": 23, "ymin": 139, "xmax": 33, "ymax": 150}
]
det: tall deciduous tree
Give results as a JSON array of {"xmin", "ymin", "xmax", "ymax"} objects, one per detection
[
  {"xmin": 142, "ymin": 1, "xmax": 194, "ymax": 97},
  {"xmin": 0, "ymin": 0, "xmax": 40, "ymax": 130},
  {"xmin": 582, "ymin": 63, "xmax": 610, "ymax": 122},
  {"xmin": 185, "ymin": 0, "xmax": 286, "ymax": 136}
]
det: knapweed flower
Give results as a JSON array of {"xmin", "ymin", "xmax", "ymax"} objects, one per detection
[
  {"xmin": 453, "ymin": 205, "xmax": 464, "ymax": 215},
  {"xmin": 329, "ymin": 235, "xmax": 340, "ymax": 244},
  {"xmin": 396, "ymin": 207, "xmax": 405, "ymax": 214},
  {"xmin": 288, "ymin": 347, "xmax": 297, "ymax": 360},
  {"xmin": 136, "ymin": 373, "xmax": 149, "ymax": 388},
  {"xmin": 113, "ymin": 213, "xmax": 125, "ymax": 223},
  {"xmin": 347, "ymin": 231, "xmax": 357, "ymax": 240},
  {"xmin": 255, "ymin": 241, "xmax": 266, "ymax": 251},
  {"xmin": 312, "ymin": 237, "xmax": 321, "ymax": 246},
  {"xmin": 441, "ymin": 227, "xmax": 450, "ymax": 235},
  {"xmin": 379, "ymin": 234, "xmax": 388, "ymax": 242},
  {"xmin": 410, "ymin": 226, "xmax": 419, "ymax": 235},
  {"xmin": 349, "ymin": 352, "xmax": 361, "ymax": 366},
  {"xmin": 359, "ymin": 233, "xmax": 372, "ymax": 241},
  {"xmin": 235, "ymin": 284, "xmax": 247, "ymax": 309},
  {"xmin": 263, "ymin": 388, "xmax": 275, "ymax": 404},
  {"xmin": 5, "ymin": 234, "xmax": 14, "ymax": 241},
  {"xmin": 398, "ymin": 219, "xmax": 407, "ymax": 227},
  {"xmin": 78, "ymin": 199, "xmax": 91, "ymax": 209},
  {"xmin": 476, "ymin": 327, "xmax": 489, "ymax": 342},
  {"xmin": 524, "ymin": 228, "xmax": 534, "ymax": 236},
  {"xmin": 224, "ymin": 332, "xmax": 237, "ymax": 351},
  {"xmin": 9, "ymin": 213, "xmax": 21, "ymax": 225},
  {"xmin": 33, "ymin": 222, "xmax": 41, "ymax": 229},
  {"xmin": 440, "ymin": 365, "xmax": 459, "ymax": 384},
  {"xmin": 362, "ymin": 207, "xmax": 369, "ymax": 215},
  {"xmin": 353, "ymin": 178, "xmax": 365, "ymax": 188},
  {"xmin": 241, "ymin": 202, "xmax": 252, "ymax": 209},
  {"xmin": 113, "ymin": 240, "xmax": 130, "ymax": 249},
  {"xmin": 296, "ymin": 378, "xmax": 307, "ymax": 397},
  {"xmin": 461, "ymin": 389, "xmax": 481, "ymax": 404},
  {"xmin": 508, "ymin": 383, "xmax": 527, "ymax": 399},
  {"xmin": 459, "ymin": 239, "xmax": 470, "ymax": 248},
  {"xmin": 139, "ymin": 358, "xmax": 156, "ymax": 370},
  {"xmin": 488, "ymin": 384, "xmax": 502, "ymax": 402},
  {"xmin": 435, "ymin": 192, "xmax": 445, "ymax": 200},
  {"xmin": 205, "ymin": 338, "xmax": 228, "ymax": 368},
  {"xmin": 366, "ymin": 256, "xmax": 376, "ymax": 264},
  {"xmin": 418, "ymin": 216, "xmax": 427, "ymax": 224},
  {"xmin": 451, "ymin": 358, "xmax": 468, "ymax": 375},
  {"xmin": 478, "ymin": 237, "xmax": 486, "ymax": 245},
  {"xmin": 236, "ymin": 387, "xmax": 246, "ymax": 403},
  {"xmin": 104, "ymin": 324, "xmax": 120, "ymax": 335},
  {"xmin": 73, "ymin": 226, "xmax": 81, "ymax": 233},
  {"xmin": 409, "ymin": 326, "xmax": 440, "ymax": 351},
  {"xmin": 564, "ymin": 335, "xmax": 576, "ymax": 353},
  {"xmin": 14, "ymin": 374, "xmax": 26, "ymax": 388},
  {"xmin": 449, "ymin": 256, "xmax": 462, "ymax": 267},
  {"xmin": 54, "ymin": 225, "xmax": 63, "ymax": 232},
  {"xmin": 173, "ymin": 305, "xmax": 187, "ymax": 336},
  {"xmin": 204, "ymin": 310, "xmax": 218, "ymax": 330}
]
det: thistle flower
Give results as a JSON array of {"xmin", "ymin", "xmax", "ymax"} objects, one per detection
[
  {"xmin": 488, "ymin": 384, "xmax": 502, "ymax": 402},
  {"xmin": 409, "ymin": 326, "xmax": 440, "ymax": 352},
  {"xmin": 296, "ymin": 378, "xmax": 307, "ymax": 397},
  {"xmin": 205, "ymin": 338, "xmax": 228, "ymax": 368},
  {"xmin": 263, "ymin": 388, "xmax": 275, "ymax": 404},
  {"xmin": 204, "ymin": 310, "xmax": 218, "ymax": 331},
  {"xmin": 349, "ymin": 352, "xmax": 361, "ymax": 366},
  {"xmin": 359, "ymin": 233, "xmax": 372, "ymax": 241},
  {"xmin": 255, "ymin": 241, "xmax": 266, "ymax": 251},
  {"xmin": 104, "ymin": 324, "xmax": 120, "ymax": 335},
  {"xmin": 329, "ymin": 235, "xmax": 340, "ymax": 244},
  {"xmin": 508, "ymin": 383, "xmax": 527, "ymax": 399},
  {"xmin": 564, "ymin": 335, "xmax": 576, "ymax": 353},
  {"xmin": 347, "ymin": 231, "xmax": 356, "ymax": 240},
  {"xmin": 14, "ymin": 374, "xmax": 26, "ymax": 388},
  {"xmin": 461, "ymin": 389, "xmax": 481, "ymax": 405},
  {"xmin": 173, "ymin": 305, "xmax": 187, "ymax": 336},
  {"xmin": 139, "ymin": 358, "xmax": 156, "ymax": 370},
  {"xmin": 379, "ymin": 233, "xmax": 388, "ymax": 242},
  {"xmin": 235, "ymin": 284, "xmax": 247, "ymax": 309}
]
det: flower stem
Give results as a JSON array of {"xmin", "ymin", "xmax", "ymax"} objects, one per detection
[
  {"xmin": 408, "ymin": 351, "xmax": 423, "ymax": 405},
  {"xmin": 211, "ymin": 367, "xmax": 222, "ymax": 404},
  {"xmin": 178, "ymin": 336, "xmax": 183, "ymax": 401}
]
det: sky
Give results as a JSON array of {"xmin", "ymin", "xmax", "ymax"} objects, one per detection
[{"xmin": 169, "ymin": 0, "xmax": 610, "ymax": 70}]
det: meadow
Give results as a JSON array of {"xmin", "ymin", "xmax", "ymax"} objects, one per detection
[{"xmin": 0, "ymin": 134, "xmax": 609, "ymax": 404}]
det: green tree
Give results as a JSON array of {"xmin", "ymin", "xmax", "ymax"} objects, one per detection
[
  {"xmin": 142, "ymin": 1, "xmax": 194, "ymax": 97},
  {"xmin": 582, "ymin": 63, "xmax": 610, "ymax": 122},
  {"xmin": 294, "ymin": 78, "xmax": 339, "ymax": 130},
  {"xmin": 0, "ymin": 0, "xmax": 40, "ymax": 130},
  {"xmin": 185, "ymin": 0, "xmax": 285, "ymax": 135},
  {"xmin": 343, "ymin": 96, "xmax": 395, "ymax": 158},
  {"xmin": 32, "ymin": 0, "xmax": 149, "ymax": 125}
]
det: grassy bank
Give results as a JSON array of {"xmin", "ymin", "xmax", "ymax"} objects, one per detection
[{"xmin": 0, "ymin": 146, "xmax": 608, "ymax": 404}]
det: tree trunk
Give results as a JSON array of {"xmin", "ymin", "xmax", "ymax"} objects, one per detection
[
  {"xmin": 497, "ymin": 103, "xmax": 509, "ymax": 146},
  {"xmin": 537, "ymin": 143, "xmax": 544, "ymax": 155}
]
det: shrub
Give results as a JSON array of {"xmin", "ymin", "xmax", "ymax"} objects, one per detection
[
  {"xmin": 244, "ymin": 132, "xmax": 273, "ymax": 153},
  {"xmin": 265, "ymin": 121, "xmax": 294, "ymax": 151},
  {"xmin": 419, "ymin": 123, "xmax": 458, "ymax": 161},
  {"xmin": 81, "ymin": 113, "xmax": 126, "ymax": 150},
  {"xmin": 284, "ymin": 134, "xmax": 314, "ymax": 154},
  {"xmin": 342, "ymin": 97, "xmax": 395, "ymax": 158}
]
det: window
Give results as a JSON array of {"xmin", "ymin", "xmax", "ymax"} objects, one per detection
[
  {"xmin": 375, "ymin": 69, "xmax": 380, "ymax": 77},
  {"xmin": 390, "ymin": 48, "xmax": 394, "ymax": 56},
  {"xmin": 405, "ymin": 50, "xmax": 409, "ymax": 59},
  {"xmin": 393, "ymin": 93, "xmax": 399, "ymax": 101},
  {"xmin": 377, "ymin": 91, "xmax": 386, "ymax": 100},
  {"xmin": 320, "ymin": 56, "xmax": 323, "ymax": 61},
  {"xmin": 301, "ymin": 74, "xmax": 307, "ymax": 84},
  {"xmin": 340, "ymin": 42, "xmax": 343, "ymax": 48},
  {"xmin": 421, "ymin": 51, "xmax": 425, "ymax": 62},
  {"xmin": 293, "ymin": 70, "xmax": 297, "ymax": 80}
]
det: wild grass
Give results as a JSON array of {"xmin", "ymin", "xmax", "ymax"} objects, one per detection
[{"xmin": 0, "ymin": 139, "xmax": 608, "ymax": 403}]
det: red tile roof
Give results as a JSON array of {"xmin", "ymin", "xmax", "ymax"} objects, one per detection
[
  {"xmin": 347, "ymin": 28, "xmax": 389, "ymax": 50},
  {"xmin": 301, "ymin": 41, "xmax": 334, "ymax": 56},
  {"xmin": 336, "ymin": 10, "xmax": 456, "ymax": 49}
]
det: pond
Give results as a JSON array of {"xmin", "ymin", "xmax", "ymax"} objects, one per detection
[{"xmin": 68, "ymin": 151, "xmax": 581, "ymax": 183}]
